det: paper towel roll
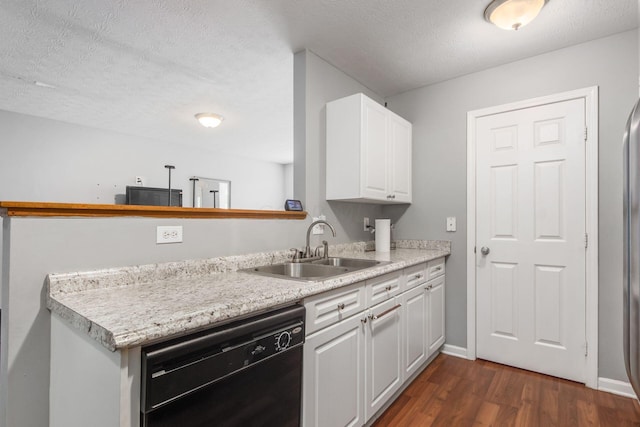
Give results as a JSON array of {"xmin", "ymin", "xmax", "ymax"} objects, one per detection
[{"xmin": 375, "ymin": 219, "xmax": 391, "ymax": 253}]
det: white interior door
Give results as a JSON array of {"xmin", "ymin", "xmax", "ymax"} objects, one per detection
[{"xmin": 475, "ymin": 98, "xmax": 586, "ymax": 382}]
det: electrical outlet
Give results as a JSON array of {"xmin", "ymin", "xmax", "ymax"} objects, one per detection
[
  {"xmin": 157, "ymin": 226, "xmax": 183, "ymax": 244},
  {"xmin": 364, "ymin": 217, "xmax": 370, "ymax": 231},
  {"xmin": 135, "ymin": 176, "xmax": 144, "ymax": 185},
  {"xmin": 312, "ymin": 215, "xmax": 326, "ymax": 235}
]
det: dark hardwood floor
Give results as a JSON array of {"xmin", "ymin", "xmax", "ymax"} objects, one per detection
[{"xmin": 373, "ymin": 354, "xmax": 640, "ymax": 427}]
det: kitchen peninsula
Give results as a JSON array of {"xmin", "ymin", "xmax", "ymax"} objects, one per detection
[{"xmin": 47, "ymin": 239, "xmax": 449, "ymax": 427}]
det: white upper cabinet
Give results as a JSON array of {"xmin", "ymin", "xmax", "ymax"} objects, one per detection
[{"xmin": 326, "ymin": 93, "xmax": 412, "ymax": 204}]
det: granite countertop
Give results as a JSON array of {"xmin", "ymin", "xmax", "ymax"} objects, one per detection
[{"xmin": 47, "ymin": 240, "xmax": 450, "ymax": 351}]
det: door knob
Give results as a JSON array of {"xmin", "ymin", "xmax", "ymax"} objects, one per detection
[{"xmin": 480, "ymin": 246, "xmax": 490, "ymax": 256}]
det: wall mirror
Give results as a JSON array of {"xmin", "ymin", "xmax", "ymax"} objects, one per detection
[{"xmin": 191, "ymin": 177, "xmax": 231, "ymax": 209}]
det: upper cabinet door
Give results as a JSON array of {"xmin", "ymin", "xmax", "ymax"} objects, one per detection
[
  {"xmin": 388, "ymin": 114, "xmax": 412, "ymax": 203},
  {"xmin": 361, "ymin": 99, "xmax": 389, "ymax": 200},
  {"xmin": 326, "ymin": 93, "xmax": 412, "ymax": 204}
]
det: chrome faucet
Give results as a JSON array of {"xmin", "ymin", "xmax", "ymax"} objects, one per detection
[{"xmin": 304, "ymin": 220, "xmax": 336, "ymax": 259}]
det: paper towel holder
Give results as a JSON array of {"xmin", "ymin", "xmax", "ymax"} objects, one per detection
[{"xmin": 366, "ymin": 222, "xmax": 395, "ymax": 233}]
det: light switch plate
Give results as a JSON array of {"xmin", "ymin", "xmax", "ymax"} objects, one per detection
[
  {"xmin": 446, "ymin": 217, "xmax": 456, "ymax": 232},
  {"xmin": 157, "ymin": 226, "xmax": 183, "ymax": 244}
]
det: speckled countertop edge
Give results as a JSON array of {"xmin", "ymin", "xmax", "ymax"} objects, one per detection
[{"xmin": 47, "ymin": 240, "xmax": 451, "ymax": 351}]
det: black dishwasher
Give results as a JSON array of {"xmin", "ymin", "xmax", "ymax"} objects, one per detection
[{"xmin": 140, "ymin": 304, "xmax": 305, "ymax": 427}]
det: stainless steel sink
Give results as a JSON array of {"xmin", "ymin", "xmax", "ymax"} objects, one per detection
[
  {"xmin": 311, "ymin": 257, "xmax": 382, "ymax": 269},
  {"xmin": 244, "ymin": 262, "xmax": 350, "ymax": 281},
  {"xmin": 243, "ymin": 257, "xmax": 388, "ymax": 281}
]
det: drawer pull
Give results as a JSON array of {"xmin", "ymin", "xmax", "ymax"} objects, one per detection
[
  {"xmin": 337, "ymin": 303, "xmax": 346, "ymax": 310},
  {"xmin": 413, "ymin": 274, "xmax": 424, "ymax": 280},
  {"xmin": 385, "ymin": 285, "xmax": 392, "ymax": 291},
  {"xmin": 433, "ymin": 266, "xmax": 442, "ymax": 272},
  {"xmin": 361, "ymin": 317, "xmax": 368, "ymax": 324},
  {"xmin": 369, "ymin": 304, "xmax": 402, "ymax": 321}
]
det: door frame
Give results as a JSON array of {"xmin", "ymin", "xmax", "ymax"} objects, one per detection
[{"xmin": 466, "ymin": 86, "xmax": 599, "ymax": 388}]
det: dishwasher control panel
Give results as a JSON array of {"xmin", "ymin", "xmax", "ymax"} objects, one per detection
[{"xmin": 246, "ymin": 321, "xmax": 304, "ymax": 363}]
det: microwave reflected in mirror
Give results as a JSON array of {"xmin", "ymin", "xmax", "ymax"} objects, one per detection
[{"xmin": 191, "ymin": 176, "xmax": 231, "ymax": 209}]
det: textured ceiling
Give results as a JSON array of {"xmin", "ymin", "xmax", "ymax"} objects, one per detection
[{"xmin": 0, "ymin": 1, "xmax": 637, "ymax": 164}]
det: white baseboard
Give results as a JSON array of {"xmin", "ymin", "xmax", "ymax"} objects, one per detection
[
  {"xmin": 441, "ymin": 344, "xmax": 468, "ymax": 359},
  {"xmin": 598, "ymin": 377, "xmax": 638, "ymax": 399}
]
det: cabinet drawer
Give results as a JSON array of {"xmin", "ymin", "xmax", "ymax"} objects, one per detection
[
  {"xmin": 367, "ymin": 272, "xmax": 402, "ymax": 306},
  {"xmin": 304, "ymin": 282, "xmax": 366, "ymax": 335},
  {"xmin": 404, "ymin": 263, "xmax": 427, "ymax": 290},
  {"xmin": 427, "ymin": 258, "xmax": 445, "ymax": 280}
]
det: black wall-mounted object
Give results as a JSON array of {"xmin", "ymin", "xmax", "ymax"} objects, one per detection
[
  {"xmin": 126, "ymin": 186, "xmax": 183, "ymax": 207},
  {"xmin": 284, "ymin": 199, "xmax": 303, "ymax": 211}
]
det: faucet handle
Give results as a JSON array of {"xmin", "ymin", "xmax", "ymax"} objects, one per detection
[
  {"xmin": 290, "ymin": 248, "xmax": 302, "ymax": 262},
  {"xmin": 322, "ymin": 240, "xmax": 329, "ymax": 258}
]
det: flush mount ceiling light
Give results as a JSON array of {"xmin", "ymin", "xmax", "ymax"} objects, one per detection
[
  {"xmin": 195, "ymin": 113, "xmax": 224, "ymax": 128},
  {"xmin": 484, "ymin": 0, "xmax": 548, "ymax": 31}
]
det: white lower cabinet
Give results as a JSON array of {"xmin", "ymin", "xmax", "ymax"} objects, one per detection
[
  {"xmin": 303, "ymin": 313, "xmax": 366, "ymax": 427},
  {"xmin": 302, "ymin": 258, "xmax": 446, "ymax": 427},
  {"xmin": 401, "ymin": 284, "xmax": 428, "ymax": 379},
  {"xmin": 427, "ymin": 274, "xmax": 446, "ymax": 355},
  {"xmin": 365, "ymin": 297, "xmax": 403, "ymax": 420}
]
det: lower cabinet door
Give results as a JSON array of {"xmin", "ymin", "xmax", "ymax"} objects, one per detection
[
  {"xmin": 303, "ymin": 313, "xmax": 365, "ymax": 427},
  {"xmin": 428, "ymin": 275, "xmax": 446, "ymax": 355},
  {"xmin": 401, "ymin": 284, "xmax": 428, "ymax": 379},
  {"xmin": 365, "ymin": 297, "xmax": 403, "ymax": 421}
]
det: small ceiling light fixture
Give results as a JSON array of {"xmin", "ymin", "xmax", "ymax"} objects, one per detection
[
  {"xmin": 195, "ymin": 112, "xmax": 224, "ymax": 128},
  {"xmin": 484, "ymin": 0, "xmax": 548, "ymax": 31}
]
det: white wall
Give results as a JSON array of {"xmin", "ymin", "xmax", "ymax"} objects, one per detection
[
  {"xmin": 0, "ymin": 216, "xmax": 309, "ymax": 427},
  {"xmin": 283, "ymin": 163, "xmax": 294, "ymax": 201},
  {"xmin": 0, "ymin": 110, "xmax": 286, "ymax": 210},
  {"xmin": 384, "ymin": 30, "xmax": 639, "ymax": 382},
  {"xmin": 294, "ymin": 50, "xmax": 386, "ymax": 243}
]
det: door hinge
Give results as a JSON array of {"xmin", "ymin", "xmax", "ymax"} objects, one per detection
[
  {"xmin": 584, "ymin": 127, "xmax": 588, "ymax": 141},
  {"xmin": 585, "ymin": 233, "xmax": 588, "ymax": 249},
  {"xmin": 584, "ymin": 341, "xmax": 588, "ymax": 357}
]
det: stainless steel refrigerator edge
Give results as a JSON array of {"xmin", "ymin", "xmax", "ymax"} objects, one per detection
[{"xmin": 623, "ymin": 98, "xmax": 640, "ymax": 398}]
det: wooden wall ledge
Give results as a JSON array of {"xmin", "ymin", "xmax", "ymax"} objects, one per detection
[{"xmin": 0, "ymin": 201, "xmax": 307, "ymax": 220}]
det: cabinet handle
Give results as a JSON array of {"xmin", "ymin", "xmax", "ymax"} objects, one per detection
[
  {"xmin": 368, "ymin": 304, "xmax": 402, "ymax": 321},
  {"xmin": 433, "ymin": 266, "xmax": 442, "ymax": 272},
  {"xmin": 361, "ymin": 317, "xmax": 368, "ymax": 324},
  {"xmin": 337, "ymin": 303, "xmax": 346, "ymax": 310},
  {"xmin": 385, "ymin": 285, "xmax": 392, "ymax": 291},
  {"xmin": 413, "ymin": 274, "xmax": 424, "ymax": 280}
]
